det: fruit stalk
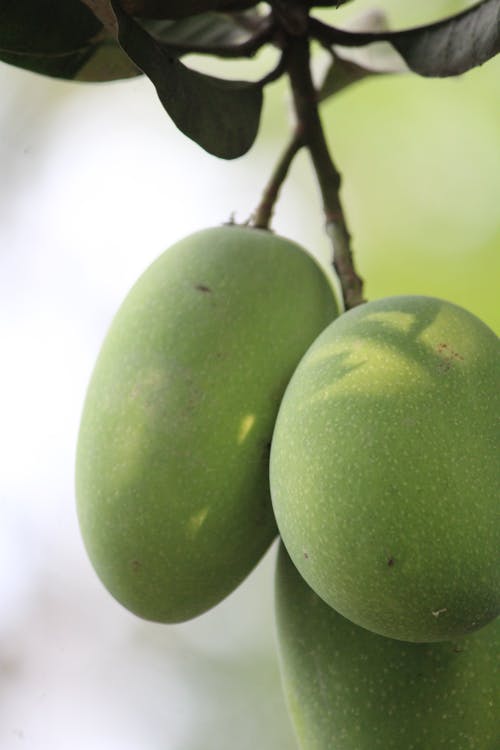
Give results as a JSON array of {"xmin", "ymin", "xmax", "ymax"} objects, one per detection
[
  {"xmin": 285, "ymin": 33, "xmax": 365, "ymax": 309},
  {"xmin": 253, "ymin": 127, "xmax": 305, "ymax": 229}
]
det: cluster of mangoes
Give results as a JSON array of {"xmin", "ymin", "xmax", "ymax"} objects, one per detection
[{"xmin": 76, "ymin": 225, "xmax": 499, "ymax": 748}]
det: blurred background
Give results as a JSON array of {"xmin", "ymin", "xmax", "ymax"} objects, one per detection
[{"xmin": 1, "ymin": 1, "xmax": 499, "ymax": 748}]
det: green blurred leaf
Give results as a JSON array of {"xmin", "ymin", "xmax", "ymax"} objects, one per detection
[
  {"xmin": 319, "ymin": 9, "xmax": 408, "ymax": 100},
  {"xmin": 111, "ymin": 1, "xmax": 263, "ymax": 159},
  {"xmin": 0, "ymin": 0, "xmax": 140, "ymax": 81}
]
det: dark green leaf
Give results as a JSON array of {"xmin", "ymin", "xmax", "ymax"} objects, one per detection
[
  {"xmin": 310, "ymin": 1, "xmax": 355, "ymax": 7},
  {"xmin": 122, "ymin": 0, "xmax": 258, "ymax": 19},
  {"xmin": 0, "ymin": 0, "xmax": 100, "ymax": 54},
  {"xmin": 0, "ymin": 36, "xmax": 141, "ymax": 82},
  {"xmin": 76, "ymin": 39, "xmax": 142, "ymax": 82},
  {"xmin": 390, "ymin": 0, "xmax": 500, "ymax": 77},
  {"xmin": 1, "ymin": 47, "xmax": 140, "ymax": 82},
  {"xmin": 0, "ymin": 48, "xmax": 93, "ymax": 80},
  {"xmin": 0, "ymin": 0, "xmax": 140, "ymax": 81},
  {"xmin": 111, "ymin": 1, "xmax": 263, "ymax": 159},
  {"xmin": 311, "ymin": 0, "xmax": 500, "ymax": 77},
  {"xmin": 141, "ymin": 10, "xmax": 261, "ymax": 54}
]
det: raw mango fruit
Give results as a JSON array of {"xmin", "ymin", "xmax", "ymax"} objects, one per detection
[
  {"xmin": 270, "ymin": 295, "xmax": 500, "ymax": 642},
  {"xmin": 76, "ymin": 225, "xmax": 339, "ymax": 622},
  {"xmin": 275, "ymin": 544, "xmax": 500, "ymax": 750}
]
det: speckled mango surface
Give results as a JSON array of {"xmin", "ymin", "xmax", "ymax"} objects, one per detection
[
  {"xmin": 75, "ymin": 225, "xmax": 339, "ymax": 622},
  {"xmin": 275, "ymin": 545, "xmax": 499, "ymax": 750},
  {"xmin": 270, "ymin": 296, "xmax": 499, "ymax": 642}
]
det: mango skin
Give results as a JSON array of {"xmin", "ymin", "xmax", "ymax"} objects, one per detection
[
  {"xmin": 75, "ymin": 225, "xmax": 339, "ymax": 623},
  {"xmin": 275, "ymin": 544, "xmax": 500, "ymax": 750},
  {"xmin": 270, "ymin": 295, "xmax": 500, "ymax": 642}
]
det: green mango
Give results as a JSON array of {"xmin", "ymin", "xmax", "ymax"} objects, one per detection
[
  {"xmin": 275, "ymin": 544, "xmax": 500, "ymax": 750},
  {"xmin": 270, "ymin": 296, "xmax": 500, "ymax": 642},
  {"xmin": 76, "ymin": 225, "xmax": 339, "ymax": 622}
]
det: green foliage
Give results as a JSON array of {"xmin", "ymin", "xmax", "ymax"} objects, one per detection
[
  {"xmin": 111, "ymin": 1, "xmax": 264, "ymax": 159},
  {"xmin": 275, "ymin": 543, "xmax": 500, "ymax": 750},
  {"xmin": 0, "ymin": 0, "xmax": 139, "ymax": 81},
  {"xmin": 270, "ymin": 295, "xmax": 500, "ymax": 642},
  {"xmin": 313, "ymin": 0, "xmax": 500, "ymax": 80},
  {"xmin": 110, "ymin": 0, "xmax": 500, "ymax": 156},
  {"xmin": 75, "ymin": 225, "xmax": 339, "ymax": 623},
  {"xmin": 0, "ymin": 0, "xmax": 99, "ymax": 53},
  {"xmin": 1, "ymin": 1, "xmax": 498, "ymax": 152},
  {"xmin": 140, "ymin": 10, "xmax": 260, "ymax": 51},
  {"xmin": 121, "ymin": 0, "xmax": 258, "ymax": 18},
  {"xmin": 383, "ymin": 0, "xmax": 500, "ymax": 77}
]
